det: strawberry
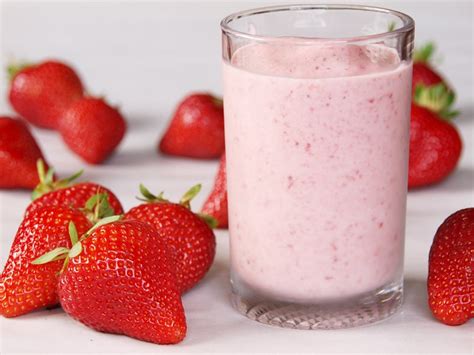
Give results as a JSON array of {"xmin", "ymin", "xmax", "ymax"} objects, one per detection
[
  {"xmin": 0, "ymin": 117, "xmax": 51, "ymax": 189},
  {"xmin": 408, "ymin": 84, "xmax": 462, "ymax": 188},
  {"xmin": 201, "ymin": 153, "xmax": 228, "ymax": 228},
  {"xmin": 35, "ymin": 218, "xmax": 187, "ymax": 344},
  {"xmin": 58, "ymin": 97, "xmax": 127, "ymax": 164},
  {"xmin": 8, "ymin": 60, "xmax": 84, "ymax": 129},
  {"xmin": 25, "ymin": 160, "xmax": 123, "ymax": 218},
  {"xmin": 0, "ymin": 205, "xmax": 91, "ymax": 317},
  {"xmin": 124, "ymin": 185, "xmax": 216, "ymax": 293},
  {"xmin": 412, "ymin": 43, "xmax": 451, "ymax": 94},
  {"xmin": 159, "ymin": 93, "xmax": 225, "ymax": 159},
  {"xmin": 428, "ymin": 208, "xmax": 474, "ymax": 326}
]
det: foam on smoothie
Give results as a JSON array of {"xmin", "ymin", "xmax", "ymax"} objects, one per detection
[{"xmin": 231, "ymin": 43, "xmax": 401, "ymax": 79}]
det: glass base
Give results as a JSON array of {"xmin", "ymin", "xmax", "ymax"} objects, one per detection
[{"xmin": 231, "ymin": 279, "xmax": 403, "ymax": 330}]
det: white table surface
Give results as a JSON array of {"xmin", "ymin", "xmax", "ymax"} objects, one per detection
[{"xmin": 0, "ymin": 0, "xmax": 473, "ymax": 354}]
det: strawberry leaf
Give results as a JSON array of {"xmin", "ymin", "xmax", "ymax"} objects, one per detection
[
  {"xmin": 414, "ymin": 42, "xmax": 435, "ymax": 63},
  {"xmin": 60, "ymin": 169, "xmax": 83, "ymax": 186},
  {"xmin": 137, "ymin": 184, "xmax": 167, "ymax": 203},
  {"xmin": 98, "ymin": 196, "xmax": 114, "ymax": 218},
  {"xmin": 83, "ymin": 193, "xmax": 115, "ymax": 222},
  {"xmin": 68, "ymin": 241, "xmax": 82, "ymax": 258},
  {"xmin": 44, "ymin": 167, "xmax": 55, "ymax": 186},
  {"xmin": 84, "ymin": 215, "xmax": 122, "ymax": 237},
  {"xmin": 198, "ymin": 213, "xmax": 218, "ymax": 229},
  {"xmin": 139, "ymin": 184, "xmax": 156, "ymax": 200},
  {"xmin": 414, "ymin": 83, "xmax": 459, "ymax": 120},
  {"xmin": 84, "ymin": 193, "xmax": 101, "ymax": 211},
  {"xmin": 31, "ymin": 247, "xmax": 69, "ymax": 265},
  {"xmin": 69, "ymin": 221, "xmax": 79, "ymax": 245},
  {"xmin": 180, "ymin": 184, "xmax": 202, "ymax": 209}
]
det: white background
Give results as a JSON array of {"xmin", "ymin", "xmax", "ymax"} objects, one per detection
[{"xmin": 0, "ymin": 0, "xmax": 473, "ymax": 353}]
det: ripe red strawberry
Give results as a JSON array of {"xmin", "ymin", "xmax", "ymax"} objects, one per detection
[
  {"xmin": 428, "ymin": 208, "xmax": 474, "ymax": 326},
  {"xmin": 201, "ymin": 153, "xmax": 228, "ymax": 228},
  {"xmin": 124, "ymin": 185, "xmax": 216, "ymax": 293},
  {"xmin": 408, "ymin": 84, "xmax": 462, "ymax": 188},
  {"xmin": 0, "ymin": 205, "xmax": 91, "ymax": 317},
  {"xmin": 8, "ymin": 60, "xmax": 84, "ymax": 129},
  {"xmin": 36, "ymin": 218, "xmax": 186, "ymax": 344},
  {"xmin": 159, "ymin": 93, "xmax": 225, "ymax": 159},
  {"xmin": 412, "ymin": 43, "xmax": 451, "ymax": 94},
  {"xmin": 0, "ymin": 117, "xmax": 51, "ymax": 189},
  {"xmin": 25, "ymin": 161, "xmax": 123, "ymax": 218},
  {"xmin": 27, "ymin": 182, "xmax": 123, "ymax": 218},
  {"xmin": 58, "ymin": 97, "xmax": 127, "ymax": 164}
]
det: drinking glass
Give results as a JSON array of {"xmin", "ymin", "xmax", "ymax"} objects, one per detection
[{"xmin": 221, "ymin": 4, "xmax": 414, "ymax": 329}]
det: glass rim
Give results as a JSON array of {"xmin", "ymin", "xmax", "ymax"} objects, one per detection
[{"xmin": 220, "ymin": 4, "xmax": 415, "ymax": 43}]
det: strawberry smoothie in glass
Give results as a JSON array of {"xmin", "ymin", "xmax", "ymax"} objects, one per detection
[{"xmin": 221, "ymin": 5, "xmax": 414, "ymax": 329}]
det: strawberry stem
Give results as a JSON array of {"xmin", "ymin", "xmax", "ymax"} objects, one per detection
[{"xmin": 31, "ymin": 159, "xmax": 83, "ymax": 200}]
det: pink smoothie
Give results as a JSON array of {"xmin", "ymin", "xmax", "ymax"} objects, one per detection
[{"xmin": 224, "ymin": 43, "xmax": 412, "ymax": 302}]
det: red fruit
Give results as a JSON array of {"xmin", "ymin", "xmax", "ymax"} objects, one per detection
[
  {"xmin": 24, "ymin": 161, "xmax": 123, "ymax": 218},
  {"xmin": 27, "ymin": 182, "xmax": 124, "ymax": 218},
  {"xmin": 0, "ymin": 117, "xmax": 51, "ymax": 189},
  {"xmin": 8, "ymin": 60, "xmax": 84, "ymax": 129},
  {"xmin": 202, "ymin": 153, "xmax": 228, "ymax": 228},
  {"xmin": 55, "ymin": 220, "xmax": 186, "ymax": 344},
  {"xmin": 428, "ymin": 208, "xmax": 474, "ymax": 326},
  {"xmin": 124, "ymin": 185, "xmax": 216, "ymax": 293},
  {"xmin": 412, "ymin": 43, "xmax": 451, "ymax": 94},
  {"xmin": 0, "ymin": 206, "xmax": 91, "ymax": 317},
  {"xmin": 58, "ymin": 97, "xmax": 126, "ymax": 164},
  {"xmin": 408, "ymin": 85, "xmax": 462, "ymax": 188},
  {"xmin": 413, "ymin": 63, "xmax": 444, "ymax": 91},
  {"xmin": 159, "ymin": 93, "xmax": 225, "ymax": 159}
]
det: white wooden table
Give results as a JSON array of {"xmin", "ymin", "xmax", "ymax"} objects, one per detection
[{"xmin": 0, "ymin": 1, "xmax": 473, "ymax": 353}]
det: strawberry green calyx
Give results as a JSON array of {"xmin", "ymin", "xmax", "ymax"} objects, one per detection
[
  {"xmin": 138, "ymin": 183, "xmax": 202, "ymax": 208},
  {"xmin": 82, "ymin": 193, "xmax": 115, "ymax": 223},
  {"xmin": 413, "ymin": 42, "xmax": 435, "ymax": 63},
  {"xmin": 179, "ymin": 184, "xmax": 202, "ymax": 209},
  {"xmin": 180, "ymin": 184, "xmax": 219, "ymax": 227},
  {"xmin": 137, "ymin": 183, "xmax": 215, "ymax": 227},
  {"xmin": 32, "ymin": 215, "xmax": 122, "ymax": 272},
  {"xmin": 198, "ymin": 213, "xmax": 219, "ymax": 229},
  {"xmin": 138, "ymin": 184, "xmax": 168, "ymax": 203},
  {"xmin": 414, "ymin": 83, "xmax": 459, "ymax": 120},
  {"xmin": 7, "ymin": 62, "xmax": 30, "ymax": 81},
  {"xmin": 31, "ymin": 159, "xmax": 83, "ymax": 200}
]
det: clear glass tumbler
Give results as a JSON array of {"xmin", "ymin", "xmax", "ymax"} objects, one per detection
[{"xmin": 221, "ymin": 5, "xmax": 414, "ymax": 329}]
